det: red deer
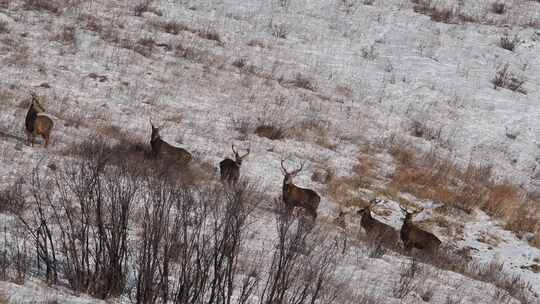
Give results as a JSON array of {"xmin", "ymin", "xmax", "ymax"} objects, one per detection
[
  {"xmin": 150, "ymin": 120, "xmax": 192, "ymax": 165},
  {"xmin": 357, "ymin": 199, "xmax": 399, "ymax": 245},
  {"xmin": 25, "ymin": 92, "xmax": 54, "ymax": 148},
  {"xmin": 281, "ymin": 159, "xmax": 320, "ymax": 220},
  {"xmin": 219, "ymin": 144, "xmax": 250, "ymax": 186},
  {"xmin": 399, "ymin": 206, "xmax": 441, "ymax": 253}
]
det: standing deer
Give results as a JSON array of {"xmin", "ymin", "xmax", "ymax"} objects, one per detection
[
  {"xmin": 281, "ymin": 159, "xmax": 320, "ymax": 220},
  {"xmin": 399, "ymin": 206, "xmax": 441, "ymax": 253},
  {"xmin": 219, "ymin": 144, "xmax": 250, "ymax": 186},
  {"xmin": 357, "ymin": 199, "xmax": 399, "ymax": 245},
  {"xmin": 150, "ymin": 120, "xmax": 192, "ymax": 165},
  {"xmin": 25, "ymin": 92, "xmax": 54, "ymax": 148}
]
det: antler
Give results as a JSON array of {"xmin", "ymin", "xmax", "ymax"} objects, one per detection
[
  {"xmin": 232, "ymin": 144, "xmax": 238, "ymax": 155},
  {"xmin": 280, "ymin": 158, "xmax": 289, "ymax": 175},
  {"xmin": 240, "ymin": 143, "xmax": 251, "ymax": 159},
  {"xmin": 290, "ymin": 161, "xmax": 304, "ymax": 176}
]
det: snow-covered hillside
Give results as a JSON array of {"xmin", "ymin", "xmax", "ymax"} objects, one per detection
[{"xmin": 0, "ymin": 0, "xmax": 539, "ymax": 303}]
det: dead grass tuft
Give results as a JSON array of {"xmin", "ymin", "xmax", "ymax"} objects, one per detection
[
  {"xmin": 23, "ymin": 0, "xmax": 61, "ymax": 14},
  {"xmin": 492, "ymin": 63, "xmax": 526, "ymax": 94}
]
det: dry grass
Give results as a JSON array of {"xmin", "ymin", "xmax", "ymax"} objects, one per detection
[
  {"xmin": 492, "ymin": 63, "xmax": 526, "ymax": 94},
  {"xmin": 51, "ymin": 25, "xmax": 76, "ymax": 46},
  {"xmin": 23, "ymin": 0, "xmax": 61, "ymax": 14},
  {"xmin": 152, "ymin": 20, "xmax": 191, "ymax": 35},
  {"xmin": 326, "ymin": 150, "xmax": 380, "ymax": 207},
  {"xmin": 0, "ymin": 21, "xmax": 9, "ymax": 34},
  {"xmin": 388, "ymin": 143, "xmax": 540, "ymax": 247},
  {"xmin": 254, "ymin": 125, "xmax": 287, "ymax": 140}
]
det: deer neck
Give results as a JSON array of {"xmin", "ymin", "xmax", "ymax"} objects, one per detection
[{"xmin": 25, "ymin": 104, "xmax": 38, "ymax": 132}]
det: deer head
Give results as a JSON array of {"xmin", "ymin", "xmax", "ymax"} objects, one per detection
[
  {"xmin": 281, "ymin": 159, "xmax": 304, "ymax": 185},
  {"xmin": 399, "ymin": 205, "xmax": 421, "ymax": 222},
  {"xmin": 30, "ymin": 92, "xmax": 45, "ymax": 112},
  {"xmin": 232, "ymin": 144, "xmax": 250, "ymax": 166}
]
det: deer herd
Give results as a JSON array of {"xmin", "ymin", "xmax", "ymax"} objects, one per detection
[{"xmin": 22, "ymin": 92, "xmax": 442, "ymax": 254}]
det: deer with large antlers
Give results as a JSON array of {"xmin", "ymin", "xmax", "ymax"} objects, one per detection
[
  {"xmin": 357, "ymin": 199, "xmax": 399, "ymax": 244},
  {"xmin": 150, "ymin": 120, "xmax": 192, "ymax": 165},
  {"xmin": 281, "ymin": 159, "xmax": 320, "ymax": 220},
  {"xmin": 25, "ymin": 92, "xmax": 54, "ymax": 148},
  {"xmin": 399, "ymin": 206, "xmax": 441, "ymax": 253},
  {"xmin": 219, "ymin": 144, "xmax": 250, "ymax": 186}
]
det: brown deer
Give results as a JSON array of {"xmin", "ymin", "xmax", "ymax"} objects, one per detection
[
  {"xmin": 25, "ymin": 92, "xmax": 54, "ymax": 148},
  {"xmin": 281, "ymin": 159, "xmax": 320, "ymax": 220},
  {"xmin": 357, "ymin": 199, "xmax": 399, "ymax": 244},
  {"xmin": 150, "ymin": 120, "xmax": 192, "ymax": 165},
  {"xmin": 399, "ymin": 206, "xmax": 441, "ymax": 253},
  {"xmin": 219, "ymin": 144, "xmax": 250, "ymax": 186}
]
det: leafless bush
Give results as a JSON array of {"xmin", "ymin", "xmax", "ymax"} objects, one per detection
[
  {"xmin": 410, "ymin": 120, "xmax": 443, "ymax": 142},
  {"xmin": 499, "ymin": 35, "xmax": 519, "ymax": 52},
  {"xmin": 0, "ymin": 178, "xmax": 25, "ymax": 215},
  {"xmin": 134, "ymin": 182, "xmax": 259, "ymax": 304},
  {"xmin": 133, "ymin": 1, "xmax": 161, "ymax": 16},
  {"xmin": 492, "ymin": 63, "xmax": 526, "ymax": 94},
  {"xmin": 254, "ymin": 97, "xmax": 292, "ymax": 140},
  {"xmin": 1, "ymin": 224, "xmax": 32, "ymax": 284},
  {"xmin": 258, "ymin": 209, "xmax": 339, "ymax": 304},
  {"xmin": 361, "ymin": 45, "xmax": 377, "ymax": 60},
  {"xmin": 153, "ymin": 21, "xmax": 190, "ymax": 35},
  {"xmin": 0, "ymin": 21, "xmax": 9, "ymax": 34},
  {"xmin": 290, "ymin": 73, "xmax": 317, "ymax": 91},
  {"xmin": 254, "ymin": 125, "xmax": 287, "ymax": 140},
  {"xmin": 23, "ymin": 0, "xmax": 60, "ymax": 14},
  {"xmin": 18, "ymin": 157, "xmax": 139, "ymax": 298},
  {"xmin": 52, "ymin": 26, "xmax": 76, "ymax": 46},
  {"xmin": 270, "ymin": 21, "xmax": 288, "ymax": 39},
  {"xmin": 135, "ymin": 37, "xmax": 156, "ymax": 57},
  {"xmin": 392, "ymin": 259, "xmax": 421, "ymax": 299},
  {"xmin": 233, "ymin": 57, "xmax": 247, "ymax": 69},
  {"xmin": 491, "ymin": 2, "xmax": 506, "ymax": 14},
  {"xmin": 278, "ymin": 0, "xmax": 291, "ymax": 9},
  {"xmin": 197, "ymin": 28, "xmax": 222, "ymax": 44}
]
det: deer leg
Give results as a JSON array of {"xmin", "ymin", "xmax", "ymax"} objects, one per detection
[{"xmin": 43, "ymin": 134, "xmax": 49, "ymax": 148}]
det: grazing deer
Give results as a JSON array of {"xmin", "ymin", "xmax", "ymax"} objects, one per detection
[
  {"xmin": 150, "ymin": 120, "xmax": 192, "ymax": 165},
  {"xmin": 281, "ymin": 159, "xmax": 320, "ymax": 220},
  {"xmin": 219, "ymin": 144, "xmax": 250, "ymax": 186},
  {"xmin": 25, "ymin": 92, "xmax": 54, "ymax": 148},
  {"xmin": 399, "ymin": 206, "xmax": 441, "ymax": 253},
  {"xmin": 357, "ymin": 199, "xmax": 399, "ymax": 244}
]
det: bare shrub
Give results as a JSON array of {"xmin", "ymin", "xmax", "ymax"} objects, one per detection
[
  {"xmin": 197, "ymin": 28, "xmax": 222, "ymax": 44},
  {"xmin": 51, "ymin": 26, "xmax": 76, "ymax": 46},
  {"xmin": 153, "ymin": 20, "xmax": 190, "ymax": 35},
  {"xmin": 23, "ymin": 0, "xmax": 60, "ymax": 14},
  {"xmin": 410, "ymin": 120, "xmax": 443, "ymax": 142},
  {"xmin": 133, "ymin": 1, "xmax": 161, "ymax": 16},
  {"xmin": 135, "ymin": 37, "xmax": 156, "ymax": 57},
  {"xmin": 499, "ymin": 35, "xmax": 519, "ymax": 51},
  {"xmin": 491, "ymin": 2, "xmax": 506, "ymax": 14},
  {"xmin": 492, "ymin": 63, "xmax": 526, "ymax": 94},
  {"xmin": 254, "ymin": 97, "xmax": 291, "ymax": 140},
  {"xmin": 290, "ymin": 73, "xmax": 317, "ymax": 91},
  {"xmin": 254, "ymin": 125, "xmax": 287, "ymax": 140},
  {"xmin": 270, "ymin": 21, "xmax": 288, "ymax": 39},
  {"xmin": 0, "ymin": 178, "xmax": 25, "ymax": 215},
  {"xmin": 413, "ymin": 1, "xmax": 455, "ymax": 23},
  {"xmin": 392, "ymin": 259, "xmax": 420, "ymax": 299},
  {"xmin": 232, "ymin": 57, "xmax": 247, "ymax": 69},
  {"xmin": 0, "ymin": 21, "xmax": 9, "ymax": 34},
  {"xmin": 0, "ymin": 224, "xmax": 31, "ymax": 284}
]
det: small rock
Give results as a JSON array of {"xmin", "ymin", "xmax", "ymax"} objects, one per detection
[{"xmin": 14, "ymin": 143, "xmax": 23, "ymax": 151}]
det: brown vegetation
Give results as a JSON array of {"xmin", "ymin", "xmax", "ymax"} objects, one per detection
[{"xmin": 388, "ymin": 143, "xmax": 540, "ymax": 247}]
